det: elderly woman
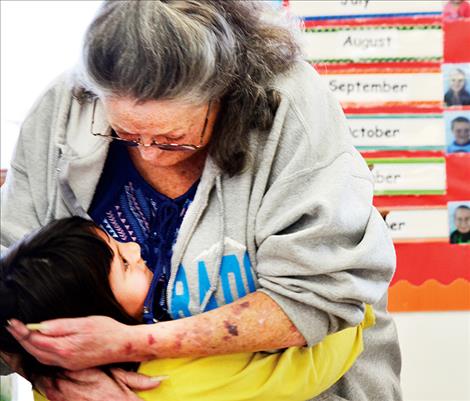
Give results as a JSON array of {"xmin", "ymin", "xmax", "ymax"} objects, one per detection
[{"xmin": 1, "ymin": 1, "xmax": 402, "ymax": 401}]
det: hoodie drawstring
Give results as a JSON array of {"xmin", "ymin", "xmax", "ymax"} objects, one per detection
[
  {"xmin": 199, "ymin": 175, "xmax": 226, "ymax": 313},
  {"xmin": 57, "ymin": 155, "xmax": 89, "ymax": 219}
]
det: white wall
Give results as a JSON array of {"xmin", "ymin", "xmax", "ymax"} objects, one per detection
[
  {"xmin": 393, "ymin": 311, "xmax": 470, "ymax": 401},
  {"xmin": 0, "ymin": 0, "xmax": 102, "ymax": 168}
]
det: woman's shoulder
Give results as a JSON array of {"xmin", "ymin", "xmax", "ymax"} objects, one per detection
[
  {"xmin": 267, "ymin": 61, "xmax": 350, "ymax": 148},
  {"xmin": 269, "ymin": 60, "xmax": 328, "ymax": 101},
  {"xmin": 21, "ymin": 71, "xmax": 77, "ymax": 139},
  {"xmin": 248, "ymin": 60, "xmax": 356, "ymax": 182},
  {"xmin": 269, "ymin": 61, "xmax": 344, "ymax": 130}
]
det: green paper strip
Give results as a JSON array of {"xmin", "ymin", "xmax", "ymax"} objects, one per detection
[
  {"xmin": 366, "ymin": 158, "xmax": 445, "ymax": 164},
  {"xmin": 347, "ymin": 114, "xmax": 442, "ymax": 119},
  {"xmin": 358, "ymin": 146, "xmax": 444, "ymax": 151},
  {"xmin": 309, "ymin": 57, "xmax": 442, "ymax": 63},
  {"xmin": 305, "ymin": 25, "xmax": 442, "ymax": 33},
  {"xmin": 374, "ymin": 190, "xmax": 446, "ymax": 196}
]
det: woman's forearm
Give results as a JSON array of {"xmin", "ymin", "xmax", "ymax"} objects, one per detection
[
  {"xmin": 5, "ymin": 292, "xmax": 307, "ymax": 369},
  {"xmin": 131, "ymin": 291, "xmax": 306, "ymax": 361}
]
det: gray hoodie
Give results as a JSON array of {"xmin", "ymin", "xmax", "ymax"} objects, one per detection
[{"xmin": 1, "ymin": 61, "xmax": 402, "ymax": 400}]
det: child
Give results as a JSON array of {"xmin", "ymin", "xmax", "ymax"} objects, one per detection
[
  {"xmin": 447, "ymin": 116, "xmax": 470, "ymax": 153},
  {"xmin": 450, "ymin": 205, "xmax": 470, "ymax": 244},
  {"xmin": 1, "ymin": 217, "xmax": 374, "ymax": 401}
]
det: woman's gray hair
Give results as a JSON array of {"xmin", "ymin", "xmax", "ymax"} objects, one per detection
[{"xmin": 75, "ymin": 0, "xmax": 301, "ymax": 175}]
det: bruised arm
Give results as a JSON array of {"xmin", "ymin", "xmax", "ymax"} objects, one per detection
[
  {"xmin": 130, "ymin": 291, "xmax": 306, "ymax": 361},
  {"xmin": 5, "ymin": 292, "xmax": 307, "ymax": 369}
]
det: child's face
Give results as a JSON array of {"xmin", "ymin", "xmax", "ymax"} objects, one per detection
[
  {"xmin": 96, "ymin": 230, "xmax": 153, "ymax": 319},
  {"xmin": 450, "ymin": 71, "xmax": 466, "ymax": 92},
  {"xmin": 455, "ymin": 208, "xmax": 470, "ymax": 234},
  {"xmin": 452, "ymin": 121, "xmax": 470, "ymax": 144}
]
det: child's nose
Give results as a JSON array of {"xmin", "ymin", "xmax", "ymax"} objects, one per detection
[{"xmin": 121, "ymin": 241, "xmax": 142, "ymax": 263}]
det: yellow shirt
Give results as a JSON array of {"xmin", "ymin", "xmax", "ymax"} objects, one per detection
[{"xmin": 35, "ymin": 305, "xmax": 374, "ymax": 401}]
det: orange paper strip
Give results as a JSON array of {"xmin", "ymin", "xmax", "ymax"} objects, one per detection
[{"xmin": 389, "ymin": 278, "xmax": 470, "ymax": 312}]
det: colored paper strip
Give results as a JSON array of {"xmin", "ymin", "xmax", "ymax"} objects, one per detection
[
  {"xmin": 302, "ymin": 26, "xmax": 443, "ymax": 63},
  {"xmin": 389, "ymin": 279, "xmax": 470, "ymax": 312},
  {"xmin": 347, "ymin": 114, "xmax": 445, "ymax": 150},
  {"xmin": 381, "ymin": 207, "xmax": 449, "ymax": 242},
  {"xmin": 323, "ymin": 72, "xmax": 443, "ymax": 106},
  {"xmin": 366, "ymin": 158, "xmax": 447, "ymax": 195}
]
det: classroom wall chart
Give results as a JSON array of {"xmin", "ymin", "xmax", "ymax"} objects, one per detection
[{"xmin": 286, "ymin": 0, "xmax": 470, "ymax": 312}]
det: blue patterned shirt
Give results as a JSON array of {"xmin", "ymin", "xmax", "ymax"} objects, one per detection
[{"xmin": 89, "ymin": 142, "xmax": 198, "ymax": 323}]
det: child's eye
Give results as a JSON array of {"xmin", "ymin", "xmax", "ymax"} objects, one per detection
[{"xmin": 120, "ymin": 254, "xmax": 130, "ymax": 270}]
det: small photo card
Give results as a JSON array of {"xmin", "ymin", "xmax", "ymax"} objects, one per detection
[
  {"xmin": 442, "ymin": 63, "xmax": 470, "ymax": 107},
  {"xmin": 444, "ymin": 110, "xmax": 470, "ymax": 153},
  {"xmin": 448, "ymin": 201, "xmax": 470, "ymax": 244}
]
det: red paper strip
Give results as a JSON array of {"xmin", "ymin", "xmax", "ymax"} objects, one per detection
[
  {"xmin": 344, "ymin": 105, "xmax": 443, "ymax": 114},
  {"xmin": 314, "ymin": 61, "xmax": 441, "ymax": 74},
  {"xmin": 391, "ymin": 243, "xmax": 470, "ymax": 286},
  {"xmin": 444, "ymin": 19, "xmax": 470, "ymax": 62}
]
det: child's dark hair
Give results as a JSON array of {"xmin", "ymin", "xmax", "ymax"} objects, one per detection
[{"xmin": 0, "ymin": 217, "xmax": 139, "ymax": 381}]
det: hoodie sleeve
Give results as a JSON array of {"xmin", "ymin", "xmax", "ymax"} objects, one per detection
[
  {"xmin": 255, "ymin": 151, "xmax": 395, "ymax": 347},
  {"xmin": 1, "ymin": 74, "xmax": 70, "ymax": 255},
  {"xmin": 254, "ymin": 64, "xmax": 396, "ymax": 347},
  {"xmin": 0, "ymin": 135, "xmax": 41, "ymax": 255}
]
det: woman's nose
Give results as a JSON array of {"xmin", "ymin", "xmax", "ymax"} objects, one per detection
[
  {"xmin": 139, "ymin": 135, "xmax": 155, "ymax": 146},
  {"xmin": 137, "ymin": 145, "xmax": 161, "ymax": 161}
]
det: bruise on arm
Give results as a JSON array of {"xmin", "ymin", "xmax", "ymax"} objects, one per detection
[{"xmin": 133, "ymin": 291, "xmax": 307, "ymax": 361}]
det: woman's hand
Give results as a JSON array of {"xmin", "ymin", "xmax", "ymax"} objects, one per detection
[
  {"xmin": 6, "ymin": 317, "xmax": 143, "ymax": 370},
  {"xmin": 39, "ymin": 368, "xmax": 162, "ymax": 401}
]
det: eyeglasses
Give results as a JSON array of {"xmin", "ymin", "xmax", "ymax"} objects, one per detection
[{"xmin": 91, "ymin": 99, "xmax": 211, "ymax": 151}]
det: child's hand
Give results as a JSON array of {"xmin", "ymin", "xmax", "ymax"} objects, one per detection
[{"xmin": 37, "ymin": 368, "xmax": 162, "ymax": 401}]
